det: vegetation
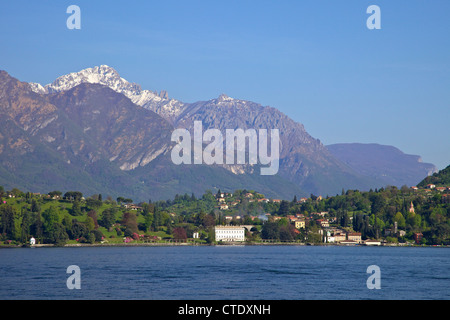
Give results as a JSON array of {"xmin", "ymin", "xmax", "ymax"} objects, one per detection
[
  {"xmin": 0, "ymin": 177, "xmax": 449, "ymax": 246},
  {"xmin": 418, "ymin": 165, "xmax": 450, "ymax": 188}
]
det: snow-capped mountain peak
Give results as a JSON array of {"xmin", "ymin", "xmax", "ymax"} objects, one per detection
[{"xmin": 28, "ymin": 65, "xmax": 187, "ymax": 122}]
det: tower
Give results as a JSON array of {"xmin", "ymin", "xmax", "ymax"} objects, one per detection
[{"xmin": 409, "ymin": 202, "xmax": 415, "ymax": 214}]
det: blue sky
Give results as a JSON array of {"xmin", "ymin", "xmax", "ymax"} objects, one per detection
[{"xmin": 1, "ymin": 0, "xmax": 449, "ymax": 170}]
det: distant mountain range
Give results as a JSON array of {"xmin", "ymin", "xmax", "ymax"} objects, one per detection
[
  {"xmin": 0, "ymin": 66, "xmax": 438, "ymax": 201},
  {"xmin": 327, "ymin": 143, "xmax": 437, "ymax": 188}
]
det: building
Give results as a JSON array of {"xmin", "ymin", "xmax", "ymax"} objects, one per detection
[
  {"xmin": 409, "ymin": 202, "xmax": 415, "ymax": 213},
  {"xmin": 334, "ymin": 233, "xmax": 347, "ymax": 243},
  {"xmin": 413, "ymin": 232, "xmax": 423, "ymax": 244},
  {"xmin": 347, "ymin": 232, "xmax": 362, "ymax": 243},
  {"xmin": 294, "ymin": 220, "xmax": 305, "ymax": 229},
  {"xmin": 364, "ymin": 240, "xmax": 381, "ymax": 246},
  {"xmin": 30, "ymin": 237, "xmax": 36, "ymax": 245},
  {"xmin": 215, "ymin": 226, "xmax": 245, "ymax": 242},
  {"xmin": 316, "ymin": 219, "xmax": 329, "ymax": 228}
]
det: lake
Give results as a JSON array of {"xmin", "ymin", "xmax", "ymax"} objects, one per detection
[{"xmin": 0, "ymin": 245, "xmax": 449, "ymax": 300}]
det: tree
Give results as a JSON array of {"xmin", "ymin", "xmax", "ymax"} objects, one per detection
[
  {"xmin": 142, "ymin": 213, "xmax": 153, "ymax": 232},
  {"xmin": 85, "ymin": 216, "xmax": 96, "ymax": 232},
  {"xmin": 0, "ymin": 205, "xmax": 16, "ymax": 240},
  {"xmin": 47, "ymin": 223, "xmax": 68, "ymax": 245},
  {"xmin": 86, "ymin": 198, "xmax": 102, "ymax": 211},
  {"xmin": 261, "ymin": 222, "xmax": 279, "ymax": 240},
  {"xmin": 100, "ymin": 208, "xmax": 117, "ymax": 230},
  {"xmin": 31, "ymin": 199, "xmax": 40, "ymax": 213},
  {"xmin": 48, "ymin": 191, "xmax": 62, "ymax": 199},
  {"xmin": 393, "ymin": 212, "xmax": 406, "ymax": 229},
  {"xmin": 278, "ymin": 200, "xmax": 290, "ymax": 216},
  {"xmin": 87, "ymin": 210, "xmax": 99, "ymax": 229},
  {"xmin": 279, "ymin": 225, "xmax": 296, "ymax": 241},
  {"xmin": 70, "ymin": 200, "xmax": 82, "ymax": 216},
  {"xmin": 91, "ymin": 229, "xmax": 103, "ymax": 242},
  {"xmin": 202, "ymin": 214, "xmax": 215, "ymax": 228},
  {"xmin": 152, "ymin": 208, "xmax": 162, "ymax": 230},
  {"xmin": 64, "ymin": 191, "xmax": 83, "ymax": 202},
  {"xmin": 30, "ymin": 213, "xmax": 43, "ymax": 243},
  {"xmin": 20, "ymin": 210, "xmax": 34, "ymax": 243},
  {"xmin": 122, "ymin": 211, "xmax": 138, "ymax": 234},
  {"xmin": 173, "ymin": 227, "xmax": 187, "ymax": 241},
  {"xmin": 70, "ymin": 220, "xmax": 89, "ymax": 240},
  {"xmin": 42, "ymin": 206, "xmax": 60, "ymax": 236}
]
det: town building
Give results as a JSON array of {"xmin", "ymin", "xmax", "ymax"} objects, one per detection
[
  {"xmin": 215, "ymin": 226, "xmax": 245, "ymax": 242},
  {"xmin": 364, "ymin": 240, "xmax": 381, "ymax": 246},
  {"xmin": 334, "ymin": 233, "xmax": 347, "ymax": 243},
  {"xmin": 413, "ymin": 232, "xmax": 423, "ymax": 244},
  {"xmin": 294, "ymin": 220, "xmax": 305, "ymax": 229},
  {"xmin": 347, "ymin": 232, "xmax": 362, "ymax": 243}
]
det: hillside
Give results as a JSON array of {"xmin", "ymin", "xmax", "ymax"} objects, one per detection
[{"xmin": 418, "ymin": 165, "xmax": 450, "ymax": 187}]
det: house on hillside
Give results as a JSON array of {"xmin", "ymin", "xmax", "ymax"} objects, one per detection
[{"xmin": 294, "ymin": 220, "xmax": 305, "ymax": 229}]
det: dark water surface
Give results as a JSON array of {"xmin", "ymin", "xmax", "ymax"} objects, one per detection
[{"xmin": 1, "ymin": 245, "xmax": 449, "ymax": 300}]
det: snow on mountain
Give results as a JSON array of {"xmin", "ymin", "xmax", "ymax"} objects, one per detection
[{"xmin": 28, "ymin": 65, "xmax": 187, "ymax": 122}]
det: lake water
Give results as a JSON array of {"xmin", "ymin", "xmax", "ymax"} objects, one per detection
[{"xmin": 0, "ymin": 245, "xmax": 449, "ymax": 300}]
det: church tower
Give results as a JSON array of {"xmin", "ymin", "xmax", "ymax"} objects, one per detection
[{"xmin": 409, "ymin": 201, "xmax": 415, "ymax": 214}]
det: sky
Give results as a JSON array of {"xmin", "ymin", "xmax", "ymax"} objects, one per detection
[{"xmin": 1, "ymin": 0, "xmax": 449, "ymax": 170}]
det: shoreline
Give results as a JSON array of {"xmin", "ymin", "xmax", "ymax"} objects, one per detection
[{"xmin": 1, "ymin": 241, "xmax": 449, "ymax": 248}]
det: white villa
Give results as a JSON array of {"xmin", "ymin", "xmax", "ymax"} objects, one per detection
[{"xmin": 215, "ymin": 226, "xmax": 245, "ymax": 242}]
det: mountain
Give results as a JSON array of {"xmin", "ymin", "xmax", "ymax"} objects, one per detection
[
  {"xmin": 172, "ymin": 94, "xmax": 379, "ymax": 195},
  {"xmin": 0, "ymin": 70, "xmax": 304, "ymax": 201},
  {"xmin": 28, "ymin": 65, "xmax": 381, "ymax": 196},
  {"xmin": 417, "ymin": 164, "xmax": 450, "ymax": 187},
  {"xmin": 30, "ymin": 65, "xmax": 187, "ymax": 123},
  {"xmin": 327, "ymin": 143, "xmax": 438, "ymax": 188}
]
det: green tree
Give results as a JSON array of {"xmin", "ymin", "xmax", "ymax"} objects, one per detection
[
  {"xmin": 261, "ymin": 222, "xmax": 279, "ymax": 240},
  {"xmin": 70, "ymin": 220, "xmax": 89, "ymax": 240},
  {"xmin": 100, "ymin": 208, "xmax": 117, "ymax": 230},
  {"xmin": 31, "ymin": 199, "xmax": 41, "ymax": 213},
  {"xmin": 0, "ymin": 205, "xmax": 16, "ymax": 240},
  {"xmin": 20, "ymin": 210, "xmax": 34, "ymax": 243},
  {"xmin": 85, "ymin": 216, "xmax": 96, "ymax": 232},
  {"xmin": 87, "ymin": 210, "xmax": 99, "ymax": 229},
  {"xmin": 42, "ymin": 206, "xmax": 60, "ymax": 235},
  {"xmin": 47, "ymin": 223, "xmax": 68, "ymax": 245},
  {"xmin": 70, "ymin": 200, "xmax": 82, "ymax": 216},
  {"xmin": 393, "ymin": 212, "xmax": 406, "ymax": 229},
  {"xmin": 278, "ymin": 200, "xmax": 290, "ymax": 216}
]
